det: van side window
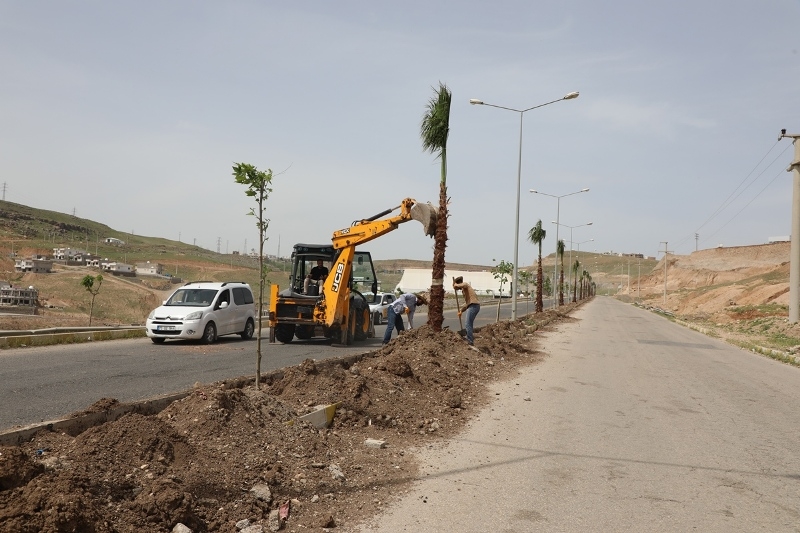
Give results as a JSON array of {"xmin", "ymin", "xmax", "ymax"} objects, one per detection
[{"xmin": 233, "ymin": 287, "xmax": 254, "ymax": 305}]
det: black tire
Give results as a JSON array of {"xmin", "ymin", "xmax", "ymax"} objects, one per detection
[
  {"xmin": 240, "ymin": 319, "xmax": 255, "ymax": 340},
  {"xmin": 151, "ymin": 337, "xmax": 165, "ymax": 344},
  {"xmin": 275, "ymin": 323, "xmax": 295, "ymax": 343},
  {"xmin": 354, "ymin": 307, "xmax": 369, "ymax": 341},
  {"xmin": 202, "ymin": 322, "xmax": 217, "ymax": 344},
  {"xmin": 373, "ymin": 312, "xmax": 382, "ymax": 325},
  {"xmin": 346, "ymin": 309, "xmax": 356, "ymax": 345},
  {"xmin": 294, "ymin": 325, "xmax": 314, "ymax": 340}
]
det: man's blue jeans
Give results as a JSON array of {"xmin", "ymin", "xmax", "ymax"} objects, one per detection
[
  {"xmin": 382, "ymin": 306, "xmax": 405, "ymax": 344},
  {"xmin": 464, "ymin": 304, "xmax": 480, "ymax": 345}
]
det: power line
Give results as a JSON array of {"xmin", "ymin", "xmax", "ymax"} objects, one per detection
[
  {"xmin": 672, "ymin": 141, "xmax": 792, "ymax": 251},
  {"xmin": 701, "ymin": 165, "xmax": 787, "ymax": 245},
  {"xmin": 694, "ymin": 140, "xmax": 784, "ymax": 234}
]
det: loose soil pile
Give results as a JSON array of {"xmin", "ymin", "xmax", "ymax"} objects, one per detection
[{"xmin": 0, "ymin": 305, "xmax": 578, "ymax": 532}]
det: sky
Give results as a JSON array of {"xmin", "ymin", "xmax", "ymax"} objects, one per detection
[{"xmin": 2, "ymin": 1, "xmax": 799, "ymax": 268}]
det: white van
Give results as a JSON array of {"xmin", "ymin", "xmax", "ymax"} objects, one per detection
[{"xmin": 146, "ymin": 281, "xmax": 256, "ymax": 344}]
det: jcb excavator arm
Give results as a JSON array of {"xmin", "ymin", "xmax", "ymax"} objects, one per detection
[{"xmin": 315, "ymin": 198, "xmax": 436, "ymax": 329}]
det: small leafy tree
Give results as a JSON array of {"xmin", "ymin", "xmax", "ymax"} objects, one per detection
[
  {"xmin": 492, "ymin": 259, "xmax": 513, "ymax": 322},
  {"xmin": 518, "ymin": 269, "xmax": 533, "ymax": 296},
  {"xmin": 80, "ymin": 274, "xmax": 103, "ymax": 326},
  {"xmin": 233, "ymin": 163, "xmax": 274, "ymax": 390},
  {"xmin": 527, "ymin": 220, "xmax": 546, "ymax": 313}
]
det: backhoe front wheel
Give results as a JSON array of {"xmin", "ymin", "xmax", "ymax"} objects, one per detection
[{"xmin": 354, "ymin": 307, "xmax": 369, "ymax": 341}]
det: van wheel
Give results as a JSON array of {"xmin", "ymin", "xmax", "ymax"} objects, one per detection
[
  {"xmin": 151, "ymin": 338, "xmax": 165, "ymax": 344},
  {"xmin": 202, "ymin": 322, "xmax": 217, "ymax": 344},
  {"xmin": 240, "ymin": 319, "xmax": 255, "ymax": 340},
  {"xmin": 373, "ymin": 312, "xmax": 382, "ymax": 325}
]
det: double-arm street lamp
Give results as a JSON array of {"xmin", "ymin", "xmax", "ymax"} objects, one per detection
[
  {"xmin": 470, "ymin": 91, "xmax": 579, "ymax": 320},
  {"xmin": 530, "ymin": 188, "xmax": 590, "ymax": 308},
  {"xmin": 552, "ymin": 221, "xmax": 592, "ymax": 297},
  {"xmin": 573, "ymin": 238, "xmax": 594, "ymax": 263}
]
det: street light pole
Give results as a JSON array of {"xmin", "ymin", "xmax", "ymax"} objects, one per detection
[
  {"xmin": 779, "ymin": 129, "xmax": 800, "ymax": 322},
  {"xmin": 470, "ymin": 91, "xmax": 579, "ymax": 320},
  {"xmin": 530, "ymin": 188, "xmax": 589, "ymax": 308}
]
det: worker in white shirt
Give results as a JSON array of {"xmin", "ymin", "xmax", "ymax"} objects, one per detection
[{"xmin": 382, "ymin": 292, "xmax": 427, "ymax": 344}]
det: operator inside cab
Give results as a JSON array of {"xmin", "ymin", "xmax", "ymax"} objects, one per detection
[{"xmin": 303, "ymin": 259, "xmax": 329, "ymax": 295}]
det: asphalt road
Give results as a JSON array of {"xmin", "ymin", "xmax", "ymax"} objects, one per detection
[
  {"xmin": 358, "ymin": 297, "xmax": 800, "ymax": 532},
  {"xmin": 0, "ymin": 299, "xmax": 536, "ymax": 431}
]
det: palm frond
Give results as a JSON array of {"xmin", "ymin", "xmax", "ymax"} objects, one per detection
[{"xmin": 420, "ymin": 82, "xmax": 452, "ymax": 157}]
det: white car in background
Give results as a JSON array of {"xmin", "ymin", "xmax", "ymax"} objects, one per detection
[{"xmin": 367, "ymin": 292, "xmax": 395, "ymax": 325}]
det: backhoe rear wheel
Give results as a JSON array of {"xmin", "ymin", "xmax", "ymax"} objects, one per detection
[{"xmin": 275, "ymin": 324, "xmax": 295, "ymax": 343}]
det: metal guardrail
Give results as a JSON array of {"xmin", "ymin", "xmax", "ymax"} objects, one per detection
[
  {"xmin": 0, "ymin": 326, "xmax": 144, "ymax": 337},
  {"xmin": 0, "ymin": 326, "xmax": 146, "ymax": 349}
]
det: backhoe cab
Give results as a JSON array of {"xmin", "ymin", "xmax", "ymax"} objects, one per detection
[{"xmin": 268, "ymin": 198, "xmax": 437, "ymax": 345}]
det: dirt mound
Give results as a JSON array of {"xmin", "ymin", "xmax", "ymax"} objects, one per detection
[{"xmin": 0, "ymin": 305, "xmax": 577, "ymax": 532}]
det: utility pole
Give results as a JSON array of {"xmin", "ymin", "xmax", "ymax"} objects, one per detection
[
  {"xmin": 659, "ymin": 241, "xmax": 673, "ymax": 304},
  {"xmin": 695, "ymin": 233, "xmax": 699, "ymax": 252},
  {"xmin": 627, "ymin": 258, "xmax": 630, "ymax": 294},
  {"xmin": 779, "ymin": 129, "xmax": 800, "ymax": 323},
  {"xmin": 637, "ymin": 257, "xmax": 641, "ymax": 301}
]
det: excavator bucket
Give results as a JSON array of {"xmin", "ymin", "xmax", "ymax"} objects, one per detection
[{"xmin": 410, "ymin": 202, "xmax": 438, "ymax": 238}]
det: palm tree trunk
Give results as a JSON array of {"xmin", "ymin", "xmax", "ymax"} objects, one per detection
[
  {"xmin": 536, "ymin": 244, "xmax": 544, "ymax": 313},
  {"xmin": 559, "ymin": 267, "xmax": 564, "ymax": 306},
  {"xmin": 429, "ymin": 183, "xmax": 448, "ymax": 332}
]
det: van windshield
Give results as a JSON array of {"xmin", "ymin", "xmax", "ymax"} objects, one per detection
[{"xmin": 166, "ymin": 288, "xmax": 218, "ymax": 306}]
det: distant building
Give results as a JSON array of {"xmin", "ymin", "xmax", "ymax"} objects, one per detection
[
  {"xmin": 768, "ymin": 236, "xmax": 790, "ymax": 243},
  {"xmin": 0, "ymin": 284, "xmax": 38, "ymax": 314},
  {"xmin": 395, "ymin": 268, "xmax": 512, "ymax": 296},
  {"xmin": 14, "ymin": 257, "xmax": 53, "ymax": 273},
  {"xmin": 104, "ymin": 237, "xmax": 126, "ymax": 245},
  {"xmin": 53, "ymin": 247, "xmax": 87, "ymax": 260},
  {"xmin": 102, "ymin": 262, "xmax": 135, "ymax": 276},
  {"xmin": 135, "ymin": 261, "xmax": 164, "ymax": 276}
]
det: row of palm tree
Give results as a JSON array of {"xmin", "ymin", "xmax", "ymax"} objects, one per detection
[
  {"xmin": 528, "ymin": 218, "xmax": 594, "ymax": 311},
  {"xmin": 419, "ymin": 83, "xmax": 594, "ymax": 326}
]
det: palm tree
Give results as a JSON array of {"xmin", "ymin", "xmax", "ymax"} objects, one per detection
[
  {"xmin": 420, "ymin": 82, "xmax": 452, "ymax": 333},
  {"xmin": 580, "ymin": 270, "xmax": 588, "ymax": 299},
  {"xmin": 527, "ymin": 220, "xmax": 546, "ymax": 313},
  {"xmin": 557, "ymin": 239, "xmax": 565, "ymax": 306},
  {"xmin": 572, "ymin": 259, "xmax": 580, "ymax": 303}
]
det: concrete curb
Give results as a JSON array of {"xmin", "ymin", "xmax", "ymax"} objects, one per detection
[{"xmin": 0, "ymin": 327, "xmax": 146, "ymax": 349}]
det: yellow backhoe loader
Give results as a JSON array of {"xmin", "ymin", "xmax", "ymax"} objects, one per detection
[{"xmin": 268, "ymin": 198, "xmax": 436, "ymax": 345}]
